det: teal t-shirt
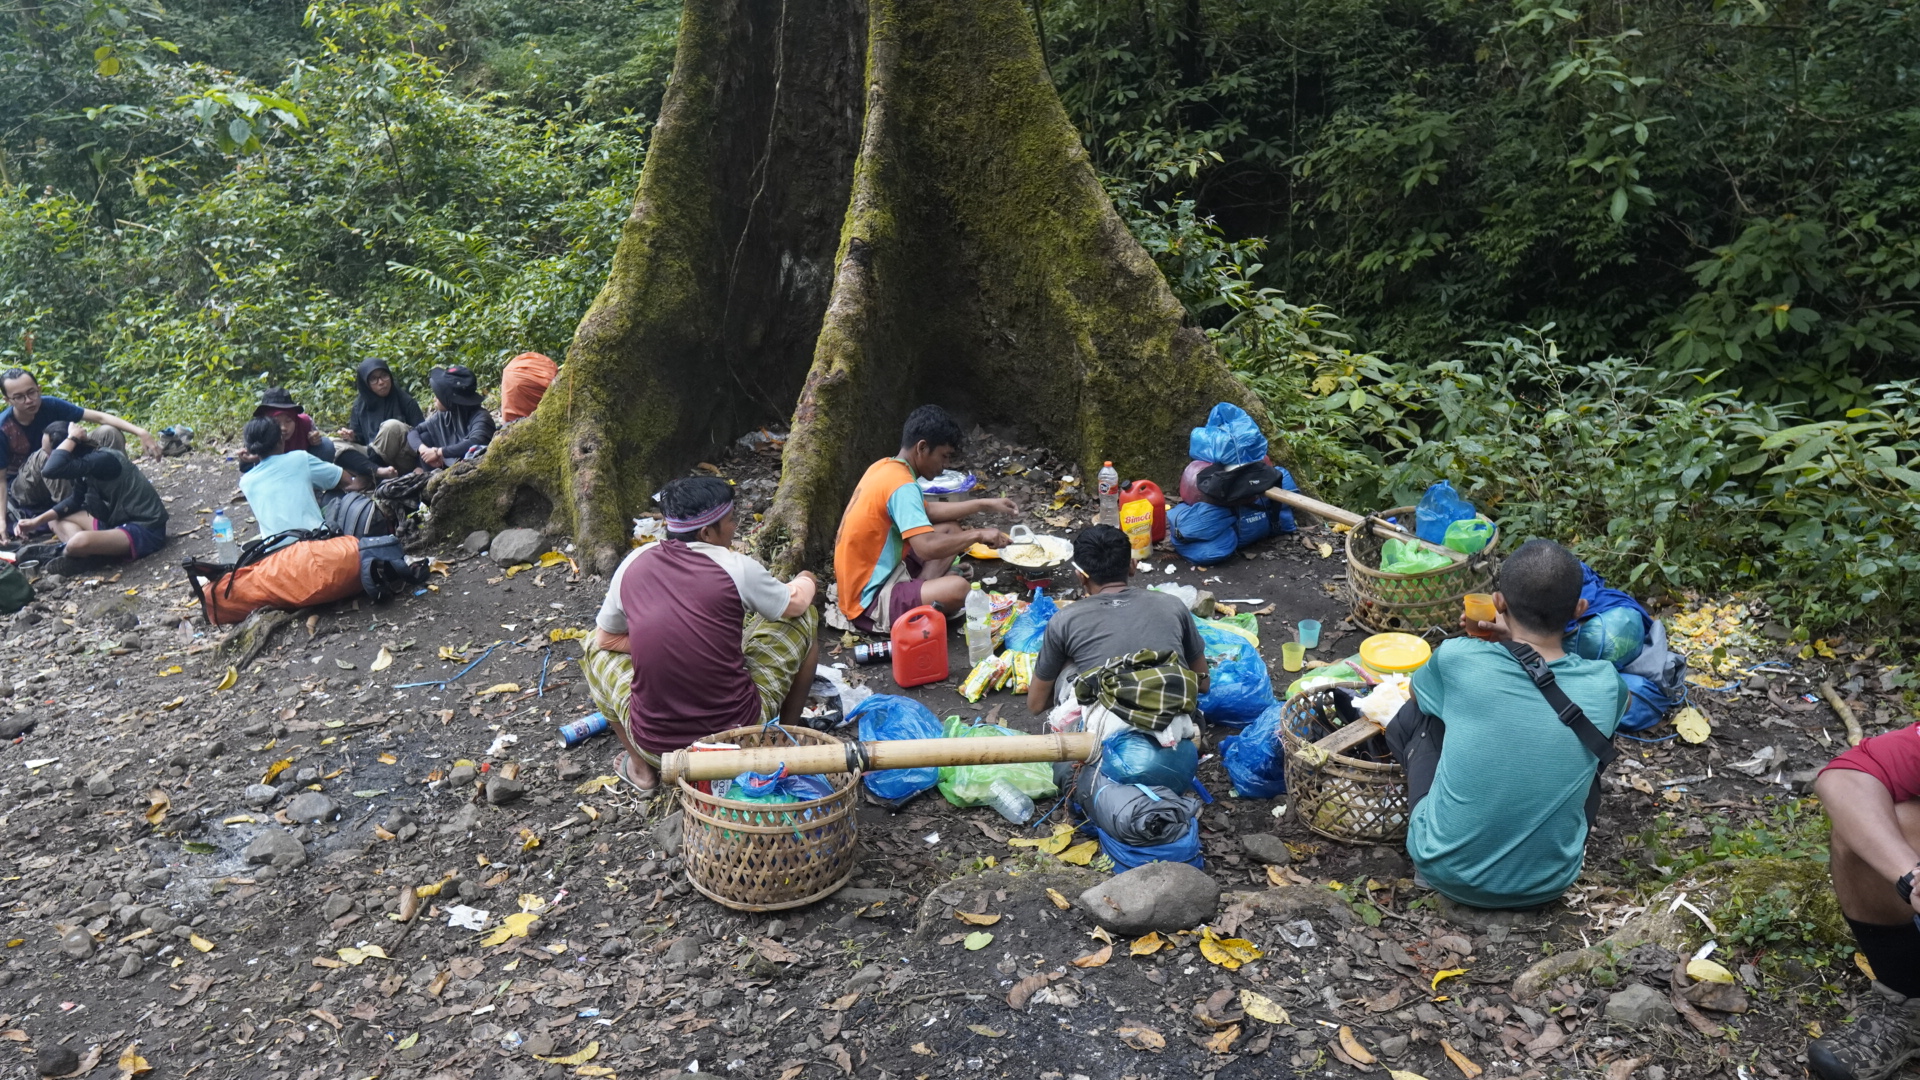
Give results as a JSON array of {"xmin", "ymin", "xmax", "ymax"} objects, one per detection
[{"xmin": 1407, "ymin": 638, "xmax": 1627, "ymax": 909}]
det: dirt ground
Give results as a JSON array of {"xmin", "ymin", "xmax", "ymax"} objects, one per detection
[{"xmin": 0, "ymin": 431, "xmax": 1907, "ymax": 1080}]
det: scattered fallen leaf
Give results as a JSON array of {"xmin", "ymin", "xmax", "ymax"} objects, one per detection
[
  {"xmin": 826, "ymin": 993, "xmax": 861, "ymax": 1011},
  {"xmin": 378, "ymin": 751, "xmax": 398, "ymax": 765},
  {"xmin": 956, "ymin": 911, "xmax": 1001, "ymax": 926},
  {"xmin": 1239, "ymin": 990, "xmax": 1290, "ymax": 1025},
  {"xmin": 962, "ymin": 931, "xmax": 993, "ymax": 951},
  {"xmin": 575, "ymin": 1068, "xmax": 615, "ymax": 1079},
  {"xmin": 479, "ymin": 683, "xmax": 521, "ymax": 696},
  {"xmin": 1130, "ymin": 931, "xmax": 1166, "ymax": 956},
  {"xmin": 157, "ymin": 665, "xmax": 182, "ymax": 677},
  {"xmin": 395, "ymin": 887, "xmax": 420, "ymax": 923},
  {"xmin": 533, "ymin": 1041, "xmax": 599, "ymax": 1065},
  {"xmin": 1317, "ymin": 542, "xmax": 1333, "ymax": 558},
  {"xmin": 415, "ymin": 879, "xmax": 448, "ymax": 898},
  {"xmin": 311, "ymin": 956, "xmax": 345, "ymax": 969},
  {"xmin": 479, "ymin": 912, "xmax": 539, "ymax": 947},
  {"xmin": 1266, "ymin": 865, "xmax": 1292, "ymax": 887},
  {"xmin": 187, "ymin": 934, "xmax": 214, "ymax": 953},
  {"xmin": 1071, "ymin": 945, "xmax": 1112, "ymax": 968},
  {"xmin": 1006, "ymin": 822, "xmax": 1075, "ymax": 855},
  {"xmin": 910, "ymin": 1043, "xmax": 933, "ymax": 1056},
  {"xmin": 143, "ymin": 789, "xmax": 170, "ymax": 827},
  {"xmin": 262, "ymin": 758, "xmax": 294, "ymax": 784},
  {"xmin": 503, "ymin": 563, "xmax": 534, "ymax": 578},
  {"xmin": 1686, "ymin": 958, "xmax": 1735, "ymax": 984},
  {"xmin": 115, "ymin": 1041, "xmax": 152, "ymax": 1077},
  {"xmin": 437, "ymin": 645, "xmax": 467, "ymax": 662},
  {"xmin": 1672, "ymin": 706, "xmax": 1712, "ymax": 744},
  {"xmin": 537, "ymin": 551, "xmax": 573, "ymax": 569},
  {"xmin": 1203, "ymin": 1025, "xmax": 1240, "ymax": 1055},
  {"xmin": 213, "ymin": 667, "xmax": 238, "ymax": 691},
  {"xmin": 160, "ymin": 697, "xmax": 185, "ymax": 711},
  {"xmin": 1045, "ymin": 888, "xmax": 1072, "ymax": 910},
  {"xmin": 1198, "ymin": 927, "xmax": 1263, "ymax": 970},
  {"xmin": 1389, "ymin": 1072, "xmax": 1432, "ymax": 1080},
  {"xmin": 967, "ymin": 1025, "xmax": 1005, "ymax": 1038},
  {"xmin": 371, "ymin": 647, "xmax": 394, "ymax": 672},
  {"xmin": 1057, "ymin": 839, "xmax": 1099, "ymax": 865},
  {"xmin": 1431, "ymin": 967, "xmax": 1467, "ymax": 992},
  {"xmin": 336, "ymin": 945, "xmax": 390, "ymax": 965},
  {"xmin": 1338, "ymin": 1025, "xmax": 1376, "ymax": 1065},
  {"xmin": 1856, "ymin": 952, "xmax": 1877, "ymax": 980},
  {"xmin": 575, "ymin": 775, "xmax": 621, "ymax": 794},
  {"xmin": 1006, "ymin": 971, "xmax": 1057, "ymax": 1009},
  {"xmin": 519, "ymin": 828, "xmax": 541, "ymax": 851},
  {"xmin": 549, "ymin": 627, "xmax": 589, "ymax": 642},
  {"xmin": 1117, "ymin": 1024, "xmax": 1166, "ymax": 1051},
  {"xmin": 1440, "ymin": 1038, "xmax": 1483, "ymax": 1078},
  {"xmin": 1089, "ymin": 926, "xmax": 1115, "ymax": 944},
  {"xmin": 1603, "ymin": 1057, "xmax": 1645, "ymax": 1080},
  {"xmin": 0, "ymin": 1030, "xmax": 23, "ymax": 1042}
]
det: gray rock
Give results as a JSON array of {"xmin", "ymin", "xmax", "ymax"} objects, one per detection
[
  {"xmin": 523, "ymin": 1032, "xmax": 556, "ymax": 1057},
  {"xmin": 489, "ymin": 528, "xmax": 546, "ymax": 566},
  {"xmin": 439, "ymin": 803, "xmax": 481, "ymax": 836},
  {"xmin": 598, "ymin": 938, "xmax": 628, "ymax": 958},
  {"xmin": 653, "ymin": 811, "xmax": 683, "ymax": 856},
  {"xmin": 244, "ymin": 783, "xmax": 280, "ymax": 807},
  {"xmin": 1646, "ymin": 1067, "xmax": 1667, "ymax": 1080},
  {"xmin": 86, "ymin": 770, "xmax": 115, "ymax": 797},
  {"xmin": 461, "ymin": 530, "xmax": 493, "ymax": 556},
  {"xmin": 553, "ymin": 756, "xmax": 585, "ymax": 782},
  {"xmin": 1075, "ymin": 862, "xmax": 1220, "ymax": 935},
  {"xmin": 664, "ymin": 936, "xmax": 705, "ymax": 966},
  {"xmin": 1377, "ymin": 1034, "xmax": 1409, "ymax": 1060},
  {"xmin": 294, "ymin": 766, "xmax": 322, "ymax": 785},
  {"xmin": 117, "ymin": 953, "xmax": 143, "ymax": 979},
  {"xmin": 446, "ymin": 764, "xmax": 478, "ymax": 788},
  {"xmin": 244, "ymin": 828, "xmax": 309, "ymax": 869},
  {"xmin": 1433, "ymin": 894, "xmax": 1545, "ymax": 931},
  {"xmin": 138, "ymin": 908, "xmax": 177, "ymax": 934},
  {"xmin": 1605, "ymin": 983, "xmax": 1673, "ymax": 1026},
  {"xmin": 485, "ymin": 777, "xmax": 524, "ymax": 806},
  {"xmin": 36, "ymin": 1044, "xmax": 78, "ymax": 1076},
  {"xmin": 58, "ymin": 927, "xmax": 94, "ymax": 959},
  {"xmin": 1239, "ymin": 833, "xmax": 1291, "ymax": 866},
  {"xmin": 284, "ymin": 791, "xmax": 339, "ymax": 822},
  {"xmin": 847, "ymin": 964, "xmax": 885, "ymax": 991},
  {"xmin": 323, "ymin": 895, "xmax": 354, "ymax": 920}
]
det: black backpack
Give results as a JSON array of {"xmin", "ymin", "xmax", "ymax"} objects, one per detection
[{"xmin": 322, "ymin": 491, "xmax": 394, "ymax": 538}]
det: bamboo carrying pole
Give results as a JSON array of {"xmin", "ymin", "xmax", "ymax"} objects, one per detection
[
  {"xmin": 660, "ymin": 732, "xmax": 1098, "ymax": 786},
  {"xmin": 1261, "ymin": 487, "xmax": 1467, "ymax": 564}
]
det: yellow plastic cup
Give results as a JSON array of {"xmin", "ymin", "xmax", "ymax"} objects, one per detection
[
  {"xmin": 1281, "ymin": 641, "xmax": 1305, "ymax": 672},
  {"xmin": 1463, "ymin": 592, "xmax": 1497, "ymax": 623}
]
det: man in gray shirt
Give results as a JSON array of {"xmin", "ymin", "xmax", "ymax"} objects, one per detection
[{"xmin": 1027, "ymin": 525, "xmax": 1209, "ymax": 711}]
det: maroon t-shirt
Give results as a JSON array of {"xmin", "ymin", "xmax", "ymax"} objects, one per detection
[{"xmin": 619, "ymin": 541, "xmax": 761, "ymax": 755}]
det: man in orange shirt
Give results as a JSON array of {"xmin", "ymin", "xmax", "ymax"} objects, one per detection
[{"xmin": 834, "ymin": 405, "xmax": 1016, "ymax": 631}]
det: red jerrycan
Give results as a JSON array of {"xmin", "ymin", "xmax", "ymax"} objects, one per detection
[
  {"xmin": 890, "ymin": 605, "xmax": 949, "ymax": 688},
  {"xmin": 1120, "ymin": 479, "xmax": 1167, "ymax": 542}
]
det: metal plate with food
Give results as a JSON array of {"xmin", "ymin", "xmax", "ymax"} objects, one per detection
[{"xmin": 997, "ymin": 525, "xmax": 1072, "ymax": 569}]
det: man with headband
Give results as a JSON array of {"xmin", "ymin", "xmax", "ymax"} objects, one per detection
[{"xmin": 582, "ymin": 476, "xmax": 820, "ymax": 793}]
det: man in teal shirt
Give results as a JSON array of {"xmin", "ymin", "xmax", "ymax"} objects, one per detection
[{"xmin": 1385, "ymin": 539, "xmax": 1628, "ymax": 909}]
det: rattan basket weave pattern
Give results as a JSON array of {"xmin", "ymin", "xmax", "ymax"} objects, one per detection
[
  {"xmin": 1346, "ymin": 506, "xmax": 1500, "ymax": 638},
  {"xmin": 1280, "ymin": 688, "xmax": 1410, "ymax": 845},
  {"xmin": 677, "ymin": 723, "xmax": 860, "ymax": 912}
]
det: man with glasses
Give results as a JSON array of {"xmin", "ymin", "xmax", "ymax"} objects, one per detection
[{"xmin": 0, "ymin": 369, "xmax": 159, "ymax": 542}]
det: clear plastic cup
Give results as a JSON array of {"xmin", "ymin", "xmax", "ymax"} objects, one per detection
[
  {"xmin": 1297, "ymin": 619, "xmax": 1321, "ymax": 649},
  {"xmin": 1281, "ymin": 641, "xmax": 1305, "ymax": 672}
]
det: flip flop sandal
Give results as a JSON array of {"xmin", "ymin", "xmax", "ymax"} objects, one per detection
[{"xmin": 611, "ymin": 748, "xmax": 659, "ymax": 796}]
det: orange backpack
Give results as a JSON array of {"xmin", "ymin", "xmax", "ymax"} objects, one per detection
[{"xmin": 184, "ymin": 533, "xmax": 369, "ymax": 625}]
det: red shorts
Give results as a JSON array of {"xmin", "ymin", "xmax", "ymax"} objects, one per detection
[
  {"xmin": 1821, "ymin": 723, "xmax": 1920, "ymax": 803},
  {"xmin": 851, "ymin": 552, "xmax": 925, "ymax": 633}
]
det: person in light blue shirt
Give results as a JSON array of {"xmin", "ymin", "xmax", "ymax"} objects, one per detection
[
  {"xmin": 1385, "ymin": 539, "xmax": 1628, "ymax": 910},
  {"xmin": 236, "ymin": 418, "xmax": 344, "ymax": 539}
]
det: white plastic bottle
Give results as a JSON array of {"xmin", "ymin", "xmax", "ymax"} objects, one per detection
[
  {"xmin": 964, "ymin": 582, "xmax": 993, "ymax": 666},
  {"xmin": 1097, "ymin": 461, "xmax": 1120, "ymax": 527},
  {"xmin": 987, "ymin": 777, "xmax": 1034, "ymax": 824},
  {"xmin": 211, "ymin": 509, "xmax": 238, "ymax": 563}
]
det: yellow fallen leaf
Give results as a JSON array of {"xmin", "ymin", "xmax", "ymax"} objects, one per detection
[
  {"xmin": 576, "ymin": 1069, "xmax": 615, "ymax": 1079},
  {"xmin": 1045, "ymin": 888, "xmax": 1072, "ymax": 910},
  {"xmin": 1266, "ymin": 865, "xmax": 1292, "ymax": 887},
  {"xmin": 1007, "ymin": 822, "xmax": 1076, "ymax": 855},
  {"xmin": 371, "ymin": 647, "xmax": 394, "ymax": 672},
  {"xmin": 1388, "ymin": 1071, "xmax": 1432, "ymax": 1080},
  {"xmin": 956, "ymin": 911, "xmax": 1001, "ymax": 926},
  {"xmin": 214, "ymin": 667, "xmax": 238, "ymax": 691},
  {"xmin": 504, "ymin": 563, "xmax": 534, "ymax": 578},
  {"xmin": 480, "ymin": 912, "xmax": 540, "ymax": 946},
  {"xmin": 160, "ymin": 697, "xmax": 185, "ymax": 711},
  {"xmin": 262, "ymin": 758, "xmax": 294, "ymax": 783},
  {"xmin": 157, "ymin": 665, "xmax": 182, "ymax": 677},
  {"xmin": 311, "ymin": 957, "xmax": 345, "ymax": 969},
  {"xmin": 1070, "ymin": 945, "xmax": 1112, "ymax": 968},
  {"xmin": 438, "ymin": 645, "xmax": 467, "ymax": 662},
  {"xmin": 1130, "ymin": 931, "xmax": 1166, "ymax": 956},
  {"xmin": 537, "ymin": 551, "xmax": 573, "ymax": 569},
  {"xmin": 144, "ymin": 789, "xmax": 170, "ymax": 827},
  {"xmin": 962, "ymin": 931, "xmax": 993, "ymax": 951},
  {"xmin": 1431, "ymin": 967, "xmax": 1467, "ymax": 992},
  {"xmin": 378, "ymin": 751, "xmax": 398, "ymax": 765},
  {"xmin": 1239, "ymin": 989, "xmax": 1289, "ymax": 1024},
  {"xmin": 1672, "ymin": 706, "xmax": 1712, "ymax": 744},
  {"xmin": 188, "ymin": 934, "xmax": 215, "ymax": 953},
  {"xmin": 1815, "ymin": 638, "xmax": 1839, "ymax": 659},
  {"xmin": 1857, "ymin": 952, "xmax": 1877, "ymax": 980},
  {"xmin": 533, "ymin": 1041, "xmax": 599, "ymax": 1066},
  {"xmin": 429, "ymin": 558, "xmax": 450, "ymax": 577},
  {"xmin": 967, "ymin": 1025, "xmax": 1005, "ymax": 1038},
  {"xmin": 1204, "ymin": 1025, "xmax": 1239, "ymax": 1054},
  {"xmin": 1197, "ymin": 927, "xmax": 1263, "ymax": 970},
  {"xmin": 575, "ymin": 775, "xmax": 621, "ymax": 794},
  {"xmin": 336, "ymin": 945, "xmax": 390, "ymax": 964},
  {"xmin": 479, "ymin": 683, "xmax": 522, "ymax": 696},
  {"xmin": 1686, "ymin": 958, "xmax": 1735, "ymax": 984},
  {"xmin": 1089, "ymin": 926, "xmax": 1115, "ymax": 944},
  {"xmin": 910, "ymin": 1043, "xmax": 933, "ymax": 1056},
  {"xmin": 1338, "ymin": 1025, "xmax": 1376, "ymax": 1065},
  {"xmin": 116, "ymin": 1041, "xmax": 153, "ymax": 1076},
  {"xmin": 1117, "ymin": 1023, "xmax": 1166, "ymax": 1051},
  {"xmin": 415, "ymin": 879, "xmax": 449, "ymax": 898},
  {"xmin": 221, "ymin": 815, "xmax": 255, "ymax": 825},
  {"xmin": 519, "ymin": 827, "xmax": 541, "ymax": 852},
  {"xmin": 1057, "ymin": 840, "xmax": 1099, "ymax": 865},
  {"xmin": 1440, "ymin": 1039, "xmax": 1482, "ymax": 1077},
  {"xmin": 1317, "ymin": 542, "xmax": 1333, "ymax": 559},
  {"xmin": 549, "ymin": 627, "xmax": 589, "ymax": 642},
  {"xmin": 518, "ymin": 893, "xmax": 549, "ymax": 913}
]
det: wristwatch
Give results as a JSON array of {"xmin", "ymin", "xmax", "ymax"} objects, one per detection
[{"xmin": 1897, "ymin": 867, "xmax": 1920, "ymax": 905}]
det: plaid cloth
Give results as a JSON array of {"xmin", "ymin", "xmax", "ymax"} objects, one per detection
[{"xmin": 1072, "ymin": 649, "xmax": 1200, "ymax": 733}]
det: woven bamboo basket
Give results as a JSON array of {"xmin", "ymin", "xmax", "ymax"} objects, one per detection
[
  {"xmin": 677, "ymin": 724, "xmax": 860, "ymax": 912},
  {"xmin": 1280, "ymin": 688, "xmax": 1409, "ymax": 845},
  {"xmin": 1347, "ymin": 506, "xmax": 1500, "ymax": 638}
]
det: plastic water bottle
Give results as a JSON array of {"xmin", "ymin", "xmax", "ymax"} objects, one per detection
[
  {"xmin": 964, "ymin": 583, "xmax": 993, "ymax": 666},
  {"xmin": 1097, "ymin": 461, "xmax": 1120, "ymax": 527},
  {"xmin": 987, "ymin": 777, "xmax": 1034, "ymax": 824},
  {"xmin": 211, "ymin": 509, "xmax": 238, "ymax": 563},
  {"xmin": 557, "ymin": 711, "xmax": 610, "ymax": 747}
]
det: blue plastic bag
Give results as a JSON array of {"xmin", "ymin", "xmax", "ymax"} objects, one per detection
[
  {"xmin": 1189, "ymin": 403, "xmax": 1269, "ymax": 467},
  {"xmin": 1168, "ymin": 501, "xmax": 1238, "ymax": 563},
  {"xmin": 1220, "ymin": 703, "xmax": 1288, "ymax": 798},
  {"xmin": 1100, "ymin": 729, "xmax": 1198, "ymax": 792},
  {"xmin": 1193, "ymin": 619, "xmax": 1276, "ymax": 726},
  {"xmin": 1415, "ymin": 481, "xmax": 1477, "ymax": 544},
  {"xmin": 1002, "ymin": 589, "xmax": 1058, "ymax": 654},
  {"xmin": 851, "ymin": 695, "xmax": 944, "ymax": 805},
  {"xmin": 1618, "ymin": 673, "xmax": 1674, "ymax": 733},
  {"xmin": 732, "ymin": 767, "xmax": 835, "ymax": 803},
  {"xmin": 1092, "ymin": 818, "xmax": 1204, "ymax": 870}
]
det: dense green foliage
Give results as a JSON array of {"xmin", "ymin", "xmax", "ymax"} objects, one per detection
[{"xmin": 0, "ymin": 0, "xmax": 674, "ymax": 429}]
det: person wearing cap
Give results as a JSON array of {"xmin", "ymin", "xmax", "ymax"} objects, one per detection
[
  {"xmin": 0, "ymin": 368, "xmax": 159, "ymax": 541},
  {"xmin": 408, "ymin": 365, "xmax": 495, "ymax": 472},
  {"xmin": 583, "ymin": 476, "xmax": 820, "ymax": 794},
  {"xmin": 237, "ymin": 388, "xmax": 335, "ymax": 472}
]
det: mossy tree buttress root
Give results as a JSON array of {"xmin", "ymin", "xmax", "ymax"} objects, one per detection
[{"xmin": 432, "ymin": 0, "xmax": 1260, "ymax": 575}]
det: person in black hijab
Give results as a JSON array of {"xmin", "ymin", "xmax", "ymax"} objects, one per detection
[
  {"xmin": 409, "ymin": 365, "xmax": 495, "ymax": 472},
  {"xmin": 336, "ymin": 358, "xmax": 425, "ymax": 474}
]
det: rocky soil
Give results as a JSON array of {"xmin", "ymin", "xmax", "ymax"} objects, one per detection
[{"xmin": 0, "ymin": 434, "xmax": 1904, "ymax": 1080}]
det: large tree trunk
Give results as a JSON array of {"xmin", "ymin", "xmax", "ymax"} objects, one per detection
[{"xmin": 432, "ymin": 0, "xmax": 1260, "ymax": 575}]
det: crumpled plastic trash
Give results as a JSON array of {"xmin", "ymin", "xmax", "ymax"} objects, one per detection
[
  {"xmin": 1278, "ymin": 919, "xmax": 1318, "ymax": 948},
  {"xmin": 446, "ymin": 904, "xmax": 489, "ymax": 930},
  {"xmin": 1355, "ymin": 675, "xmax": 1412, "ymax": 725},
  {"xmin": 1725, "ymin": 745, "xmax": 1780, "ymax": 777}
]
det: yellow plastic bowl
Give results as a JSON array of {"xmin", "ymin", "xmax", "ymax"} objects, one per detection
[{"xmin": 1359, "ymin": 632, "xmax": 1432, "ymax": 674}]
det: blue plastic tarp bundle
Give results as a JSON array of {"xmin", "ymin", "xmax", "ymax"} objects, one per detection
[
  {"xmin": 1193, "ymin": 618, "xmax": 1276, "ymax": 726},
  {"xmin": 1092, "ymin": 818, "xmax": 1204, "ymax": 870},
  {"xmin": 1189, "ymin": 403, "xmax": 1269, "ymax": 467},
  {"xmin": 1563, "ymin": 562, "xmax": 1689, "ymax": 731},
  {"xmin": 851, "ymin": 695, "xmax": 943, "ymax": 806},
  {"xmin": 1220, "ymin": 702, "xmax": 1288, "ymax": 798},
  {"xmin": 1166, "ymin": 467, "xmax": 1298, "ymax": 565}
]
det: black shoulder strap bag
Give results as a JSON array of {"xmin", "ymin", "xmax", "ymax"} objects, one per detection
[{"xmin": 1500, "ymin": 641, "xmax": 1619, "ymax": 829}]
